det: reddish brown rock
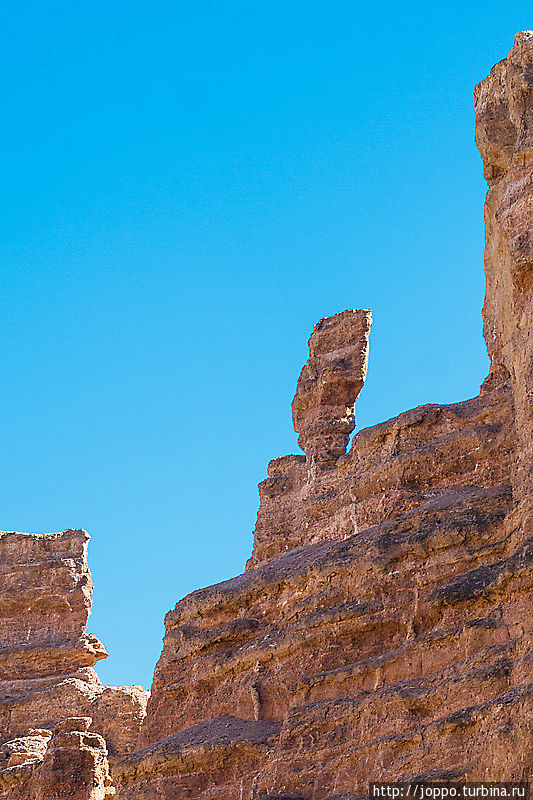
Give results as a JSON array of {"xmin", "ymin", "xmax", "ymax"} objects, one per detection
[
  {"xmin": 0, "ymin": 730, "xmax": 52, "ymax": 799},
  {"xmin": 0, "ymin": 529, "xmax": 148, "ymax": 771},
  {"xmin": 1, "ymin": 30, "xmax": 532, "ymax": 800},
  {"xmin": 113, "ymin": 716, "xmax": 281, "ymax": 800},
  {"xmin": 92, "ymin": 686, "xmax": 150, "ymax": 763},
  {"xmin": 0, "ymin": 719, "xmax": 114, "ymax": 800},
  {"xmin": 127, "ymin": 32, "xmax": 532, "ymax": 799},
  {"xmin": 0, "ymin": 729, "xmax": 52, "ymax": 770},
  {"xmin": 248, "ymin": 309, "xmax": 374, "ymax": 569},
  {"xmin": 474, "ymin": 30, "xmax": 533, "ymax": 526},
  {"xmin": 247, "ymin": 375, "xmax": 514, "ymax": 569},
  {"xmin": 36, "ymin": 718, "xmax": 115, "ymax": 800},
  {"xmin": 0, "ymin": 529, "xmax": 107, "ymax": 742},
  {"xmin": 292, "ymin": 309, "xmax": 372, "ymax": 469}
]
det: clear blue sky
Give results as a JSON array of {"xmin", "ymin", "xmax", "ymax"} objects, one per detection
[{"xmin": 1, "ymin": 2, "xmax": 528, "ymax": 689}]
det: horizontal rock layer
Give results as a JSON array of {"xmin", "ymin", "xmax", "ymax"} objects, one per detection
[
  {"xmin": 134, "ymin": 470, "xmax": 531, "ymax": 796},
  {"xmin": 120, "ymin": 33, "xmax": 533, "ymax": 798},
  {"xmin": 113, "ymin": 716, "xmax": 282, "ymax": 799},
  {"xmin": 1, "ymin": 29, "xmax": 532, "ymax": 800},
  {"xmin": 247, "ymin": 372, "xmax": 514, "ymax": 568},
  {"xmin": 0, "ymin": 529, "xmax": 148, "ymax": 767}
]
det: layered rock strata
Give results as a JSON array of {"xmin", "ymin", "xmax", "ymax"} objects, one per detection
[
  {"xmin": 121, "ymin": 32, "xmax": 532, "ymax": 798},
  {"xmin": 248, "ymin": 309, "xmax": 372, "ymax": 569},
  {"xmin": 0, "ymin": 529, "xmax": 148, "ymax": 766},
  {"xmin": 292, "ymin": 309, "xmax": 372, "ymax": 469},
  {"xmin": 0, "ymin": 528, "xmax": 106, "ymax": 742},
  {"xmin": 0, "ymin": 31, "xmax": 532, "ymax": 800},
  {"xmin": 113, "ymin": 716, "xmax": 282, "ymax": 799},
  {"xmin": 0, "ymin": 717, "xmax": 114, "ymax": 799},
  {"xmin": 246, "ymin": 372, "xmax": 514, "ymax": 569},
  {"xmin": 474, "ymin": 30, "xmax": 533, "ymax": 531}
]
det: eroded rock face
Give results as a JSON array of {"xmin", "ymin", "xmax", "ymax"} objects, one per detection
[
  {"xmin": 91, "ymin": 686, "xmax": 150, "ymax": 763},
  {"xmin": 113, "ymin": 716, "xmax": 282, "ymax": 800},
  {"xmin": 0, "ymin": 718, "xmax": 115, "ymax": 800},
  {"xmin": 0, "ymin": 528, "xmax": 149, "ymax": 788},
  {"xmin": 474, "ymin": 31, "xmax": 533, "ymax": 523},
  {"xmin": 248, "ymin": 310, "xmax": 372, "ymax": 569},
  {"xmin": 1, "ymin": 30, "xmax": 532, "ymax": 800},
  {"xmin": 247, "ymin": 374, "xmax": 514, "ymax": 569},
  {"xmin": 292, "ymin": 309, "xmax": 372, "ymax": 468},
  {"xmin": 0, "ymin": 529, "xmax": 107, "ymax": 741},
  {"xmin": 127, "ymin": 32, "xmax": 533, "ymax": 799}
]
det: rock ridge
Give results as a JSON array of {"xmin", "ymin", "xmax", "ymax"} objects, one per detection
[{"xmin": 0, "ymin": 31, "xmax": 532, "ymax": 800}]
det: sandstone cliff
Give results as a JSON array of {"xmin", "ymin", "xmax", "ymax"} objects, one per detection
[
  {"xmin": 0, "ymin": 528, "xmax": 106, "ymax": 742},
  {"xmin": 0, "ymin": 717, "xmax": 115, "ymax": 800},
  {"xmin": 0, "ymin": 529, "xmax": 148, "ymax": 796},
  {"xmin": 0, "ymin": 32, "xmax": 531, "ymax": 800},
  {"xmin": 120, "ymin": 32, "xmax": 533, "ymax": 797}
]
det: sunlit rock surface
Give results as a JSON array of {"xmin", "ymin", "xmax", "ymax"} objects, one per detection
[{"xmin": 1, "ymin": 32, "xmax": 531, "ymax": 800}]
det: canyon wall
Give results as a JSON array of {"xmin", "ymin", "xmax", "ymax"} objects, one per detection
[
  {"xmin": 0, "ymin": 530, "xmax": 148, "ymax": 798},
  {"xmin": 118, "ymin": 32, "xmax": 532, "ymax": 798},
  {"xmin": 0, "ymin": 528, "xmax": 106, "ymax": 742},
  {"xmin": 0, "ymin": 32, "xmax": 531, "ymax": 800}
]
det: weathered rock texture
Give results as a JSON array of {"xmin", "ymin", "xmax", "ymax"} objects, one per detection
[
  {"xmin": 0, "ymin": 529, "xmax": 149, "ymax": 786},
  {"xmin": 113, "ymin": 716, "xmax": 282, "ymax": 799},
  {"xmin": 474, "ymin": 30, "xmax": 533, "ymax": 533},
  {"xmin": 123, "ymin": 32, "xmax": 532, "ymax": 798},
  {"xmin": 0, "ymin": 717, "xmax": 115, "ymax": 799},
  {"xmin": 1, "ymin": 31, "xmax": 532, "ymax": 800},
  {"xmin": 0, "ymin": 529, "xmax": 107, "ymax": 741},
  {"xmin": 292, "ymin": 309, "xmax": 372, "ymax": 469},
  {"xmin": 248, "ymin": 310, "xmax": 372, "ymax": 569}
]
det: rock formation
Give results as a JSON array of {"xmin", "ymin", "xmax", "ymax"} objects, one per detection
[
  {"xmin": 0, "ymin": 31, "xmax": 531, "ymax": 800},
  {"xmin": 292, "ymin": 309, "xmax": 372, "ymax": 469},
  {"xmin": 247, "ymin": 309, "xmax": 372, "ymax": 569},
  {"xmin": 474, "ymin": 30, "xmax": 533, "ymax": 534},
  {"xmin": 0, "ymin": 529, "xmax": 149, "ymax": 771},
  {"xmin": 0, "ymin": 717, "xmax": 115, "ymax": 799},
  {"xmin": 0, "ymin": 528, "xmax": 107, "ymax": 742},
  {"xmin": 127, "ymin": 32, "xmax": 533, "ymax": 796}
]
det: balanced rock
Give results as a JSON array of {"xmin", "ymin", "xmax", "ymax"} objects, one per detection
[{"xmin": 292, "ymin": 309, "xmax": 372, "ymax": 469}]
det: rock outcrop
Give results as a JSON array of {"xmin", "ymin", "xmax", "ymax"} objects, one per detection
[
  {"xmin": 248, "ymin": 309, "xmax": 372, "ymax": 569},
  {"xmin": 125, "ymin": 32, "xmax": 533, "ymax": 797},
  {"xmin": 0, "ymin": 717, "xmax": 114, "ymax": 800},
  {"xmin": 0, "ymin": 31, "xmax": 532, "ymax": 800},
  {"xmin": 474, "ymin": 30, "xmax": 533, "ymax": 532},
  {"xmin": 0, "ymin": 529, "xmax": 149, "ymax": 771},
  {"xmin": 0, "ymin": 529, "xmax": 107, "ymax": 742},
  {"xmin": 113, "ymin": 716, "xmax": 282, "ymax": 799},
  {"xmin": 292, "ymin": 309, "xmax": 372, "ymax": 469}
]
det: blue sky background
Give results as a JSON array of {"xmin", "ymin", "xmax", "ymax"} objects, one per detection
[{"xmin": 1, "ymin": 2, "xmax": 529, "ymax": 688}]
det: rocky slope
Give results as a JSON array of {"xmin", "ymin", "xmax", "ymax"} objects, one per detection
[{"xmin": 0, "ymin": 31, "xmax": 531, "ymax": 800}]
